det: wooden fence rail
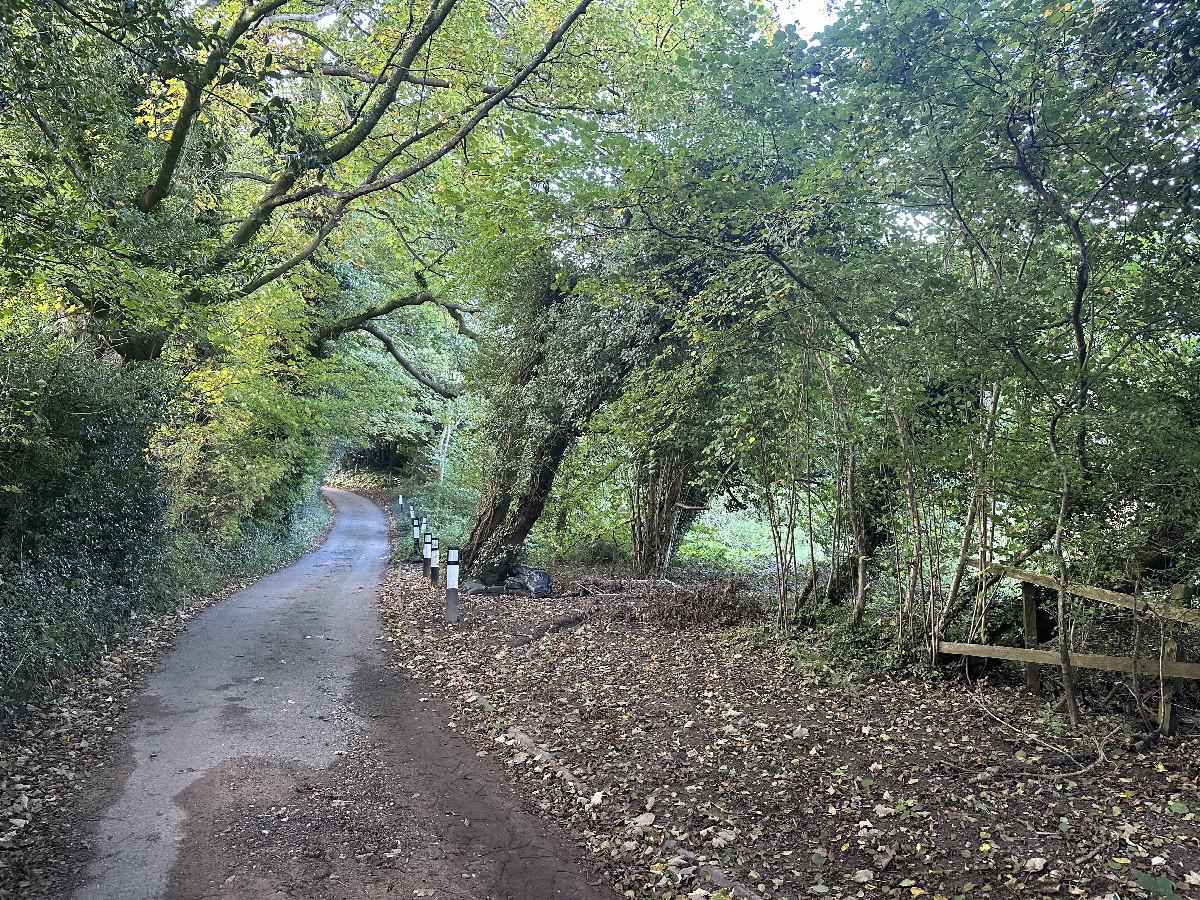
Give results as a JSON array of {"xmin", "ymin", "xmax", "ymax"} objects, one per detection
[
  {"xmin": 973, "ymin": 561, "xmax": 1200, "ymax": 627},
  {"xmin": 937, "ymin": 641, "xmax": 1200, "ymax": 680},
  {"xmin": 947, "ymin": 566, "xmax": 1197, "ymax": 735}
]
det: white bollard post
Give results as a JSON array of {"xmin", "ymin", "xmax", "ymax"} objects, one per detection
[
  {"xmin": 446, "ymin": 547, "xmax": 459, "ymax": 623},
  {"xmin": 422, "ymin": 532, "xmax": 432, "ymax": 577},
  {"xmin": 430, "ymin": 537, "xmax": 440, "ymax": 587}
]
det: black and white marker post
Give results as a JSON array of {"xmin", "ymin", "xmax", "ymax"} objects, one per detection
[
  {"xmin": 422, "ymin": 531, "xmax": 432, "ymax": 578},
  {"xmin": 445, "ymin": 546, "xmax": 459, "ymax": 624},
  {"xmin": 429, "ymin": 537, "xmax": 440, "ymax": 587},
  {"xmin": 411, "ymin": 517, "xmax": 420, "ymax": 555}
]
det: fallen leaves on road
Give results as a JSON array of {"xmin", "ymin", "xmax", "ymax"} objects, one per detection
[
  {"xmin": 0, "ymin": 596, "xmax": 217, "ymax": 896},
  {"xmin": 0, "ymin": 513, "xmax": 337, "ymax": 898}
]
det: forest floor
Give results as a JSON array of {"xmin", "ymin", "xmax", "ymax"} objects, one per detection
[{"xmin": 383, "ymin": 562, "xmax": 1200, "ymax": 900}]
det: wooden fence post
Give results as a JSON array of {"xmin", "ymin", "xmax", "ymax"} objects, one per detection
[
  {"xmin": 1159, "ymin": 638, "xmax": 1179, "ymax": 737},
  {"xmin": 1159, "ymin": 583, "xmax": 1192, "ymax": 736},
  {"xmin": 1022, "ymin": 582, "xmax": 1042, "ymax": 696}
]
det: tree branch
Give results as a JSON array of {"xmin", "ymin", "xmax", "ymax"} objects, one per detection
[
  {"xmin": 276, "ymin": 25, "xmax": 339, "ymax": 56},
  {"xmin": 28, "ymin": 106, "xmax": 88, "ymax": 188},
  {"xmin": 445, "ymin": 305, "xmax": 479, "ymax": 341},
  {"xmin": 202, "ymin": 1, "xmax": 463, "ymax": 273},
  {"xmin": 260, "ymin": 10, "xmax": 334, "ymax": 25},
  {"xmin": 310, "ymin": 290, "xmax": 437, "ymax": 346},
  {"xmin": 238, "ymin": 198, "xmax": 349, "ymax": 296},
  {"xmin": 312, "ymin": 0, "xmax": 596, "ymax": 203},
  {"xmin": 1007, "ymin": 122, "xmax": 1090, "ymax": 370},
  {"xmin": 136, "ymin": 0, "xmax": 289, "ymax": 213},
  {"xmin": 939, "ymin": 159, "xmax": 1003, "ymax": 296},
  {"xmin": 212, "ymin": 123, "xmax": 443, "ymax": 286},
  {"xmin": 222, "ymin": 171, "xmax": 275, "ymax": 184},
  {"xmin": 309, "ymin": 64, "xmax": 452, "ymax": 89},
  {"xmin": 310, "ymin": 288, "xmax": 477, "ymax": 351},
  {"xmin": 319, "ymin": 0, "xmax": 460, "ymax": 168},
  {"xmin": 359, "ymin": 323, "xmax": 460, "ymax": 398},
  {"xmin": 208, "ymin": 0, "xmax": 594, "ymax": 299}
]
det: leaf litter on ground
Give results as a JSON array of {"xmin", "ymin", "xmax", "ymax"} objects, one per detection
[{"xmin": 380, "ymin": 555, "xmax": 1200, "ymax": 900}]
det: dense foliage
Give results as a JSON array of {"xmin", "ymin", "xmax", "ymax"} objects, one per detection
[{"xmin": 2, "ymin": 0, "xmax": 1198, "ymax": 716}]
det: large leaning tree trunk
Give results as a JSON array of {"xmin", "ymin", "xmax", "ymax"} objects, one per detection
[
  {"xmin": 464, "ymin": 428, "xmax": 578, "ymax": 584},
  {"xmin": 459, "ymin": 272, "xmax": 560, "ymax": 580},
  {"xmin": 461, "ymin": 269, "xmax": 663, "ymax": 585}
]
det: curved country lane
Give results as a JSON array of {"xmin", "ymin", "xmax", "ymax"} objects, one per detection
[{"xmin": 69, "ymin": 488, "xmax": 607, "ymax": 900}]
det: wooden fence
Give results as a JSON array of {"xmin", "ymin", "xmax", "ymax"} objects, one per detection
[{"xmin": 937, "ymin": 564, "xmax": 1197, "ymax": 735}]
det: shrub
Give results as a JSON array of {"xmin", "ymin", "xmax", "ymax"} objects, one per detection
[
  {"xmin": 0, "ymin": 327, "xmax": 171, "ymax": 718},
  {"xmin": 0, "ymin": 323, "xmax": 334, "ymax": 723}
]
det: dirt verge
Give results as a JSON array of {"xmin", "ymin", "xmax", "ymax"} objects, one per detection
[{"xmin": 380, "ymin": 565, "xmax": 1200, "ymax": 900}]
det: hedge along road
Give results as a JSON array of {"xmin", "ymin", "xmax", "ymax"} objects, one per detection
[{"xmin": 71, "ymin": 488, "xmax": 607, "ymax": 900}]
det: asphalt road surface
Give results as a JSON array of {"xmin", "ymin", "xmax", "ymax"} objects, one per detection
[{"xmin": 70, "ymin": 488, "xmax": 606, "ymax": 900}]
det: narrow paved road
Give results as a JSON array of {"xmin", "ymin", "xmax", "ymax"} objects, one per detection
[{"xmin": 72, "ymin": 488, "xmax": 607, "ymax": 900}]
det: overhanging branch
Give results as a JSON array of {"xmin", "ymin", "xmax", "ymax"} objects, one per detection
[
  {"xmin": 222, "ymin": 171, "xmax": 275, "ymax": 184},
  {"xmin": 315, "ymin": 0, "xmax": 595, "ymax": 202},
  {"xmin": 195, "ymin": 0, "xmax": 594, "ymax": 304},
  {"xmin": 314, "ymin": 65, "xmax": 452, "ymax": 89},
  {"xmin": 359, "ymin": 323, "xmax": 460, "ymax": 398},
  {"xmin": 310, "ymin": 290, "xmax": 436, "ymax": 346},
  {"xmin": 28, "ymin": 107, "xmax": 88, "ymax": 188},
  {"xmin": 135, "ymin": 0, "xmax": 288, "ymax": 214},
  {"xmin": 446, "ymin": 306, "xmax": 479, "ymax": 341},
  {"xmin": 309, "ymin": 290, "xmax": 478, "ymax": 351},
  {"xmin": 260, "ymin": 10, "xmax": 335, "ymax": 25}
]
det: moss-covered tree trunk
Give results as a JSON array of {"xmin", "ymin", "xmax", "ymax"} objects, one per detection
[
  {"xmin": 463, "ymin": 428, "xmax": 577, "ymax": 585},
  {"xmin": 460, "ymin": 260, "xmax": 663, "ymax": 585}
]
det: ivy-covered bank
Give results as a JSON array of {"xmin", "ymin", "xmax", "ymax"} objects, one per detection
[{"xmin": 0, "ymin": 325, "xmax": 339, "ymax": 724}]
